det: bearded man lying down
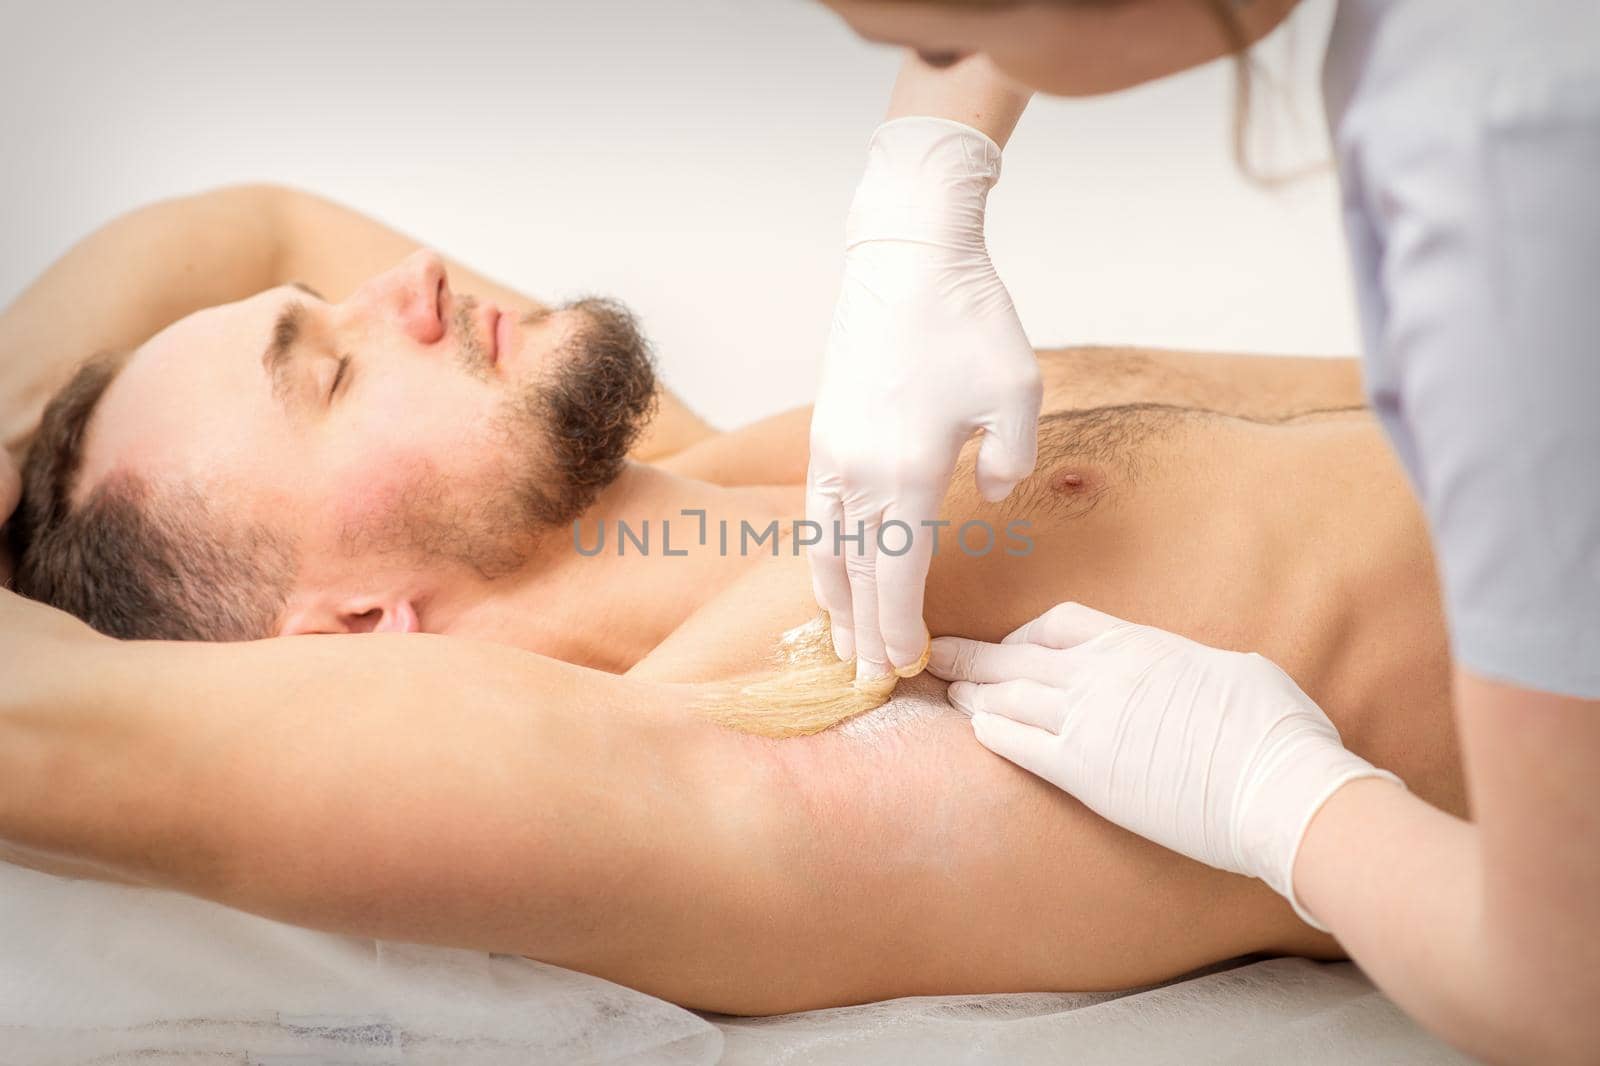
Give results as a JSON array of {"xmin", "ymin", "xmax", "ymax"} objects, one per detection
[{"xmin": 0, "ymin": 184, "xmax": 1460, "ymax": 1014}]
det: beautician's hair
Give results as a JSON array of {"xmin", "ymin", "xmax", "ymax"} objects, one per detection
[{"xmin": 4, "ymin": 351, "xmax": 294, "ymax": 641}]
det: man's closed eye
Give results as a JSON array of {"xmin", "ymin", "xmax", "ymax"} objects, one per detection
[{"xmin": 326, "ymin": 353, "xmax": 353, "ymax": 402}]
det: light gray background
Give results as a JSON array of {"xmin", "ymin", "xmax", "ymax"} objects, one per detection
[{"xmin": 0, "ymin": 0, "xmax": 1357, "ymax": 429}]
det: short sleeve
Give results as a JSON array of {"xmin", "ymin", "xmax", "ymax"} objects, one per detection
[{"xmin": 1340, "ymin": 54, "xmax": 1600, "ymax": 697}]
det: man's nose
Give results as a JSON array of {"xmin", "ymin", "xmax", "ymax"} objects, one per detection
[{"xmin": 348, "ymin": 249, "xmax": 448, "ymax": 345}]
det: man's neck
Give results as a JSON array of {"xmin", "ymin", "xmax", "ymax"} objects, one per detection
[{"xmin": 437, "ymin": 463, "xmax": 799, "ymax": 672}]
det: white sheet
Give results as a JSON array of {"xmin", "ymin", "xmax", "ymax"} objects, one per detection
[{"xmin": 0, "ymin": 860, "xmax": 1472, "ymax": 1065}]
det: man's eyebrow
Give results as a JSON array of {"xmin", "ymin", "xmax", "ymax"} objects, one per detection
[{"xmin": 261, "ymin": 299, "xmax": 306, "ymax": 405}]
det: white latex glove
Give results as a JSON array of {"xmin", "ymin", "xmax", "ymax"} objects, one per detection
[
  {"xmin": 808, "ymin": 116, "xmax": 1043, "ymax": 681},
  {"xmin": 927, "ymin": 602, "xmax": 1404, "ymax": 930}
]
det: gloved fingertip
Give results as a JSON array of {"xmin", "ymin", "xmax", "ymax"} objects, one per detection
[
  {"xmin": 926, "ymin": 637, "xmax": 958, "ymax": 678},
  {"xmin": 976, "ymin": 477, "xmax": 1021, "ymax": 504},
  {"xmin": 947, "ymin": 680, "xmax": 977, "ymax": 715},
  {"xmin": 855, "ymin": 656, "xmax": 891, "ymax": 684},
  {"xmin": 831, "ymin": 623, "xmax": 855, "ymax": 662},
  {"xmin": 888, "ymin": 632, "xmax": 932, "ymax": 678}
]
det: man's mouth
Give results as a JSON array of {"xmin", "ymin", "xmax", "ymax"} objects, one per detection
[
  {"xmin": 483, "ymin": 303, "xmax": 502, "ymax": 368},
  {"xmin": 460, "ymin": 294, "xmax": 503, "ymax": 374},
  {"xmin": 493, "ymin": 307, "xmax": 510, "ymax": 370}
]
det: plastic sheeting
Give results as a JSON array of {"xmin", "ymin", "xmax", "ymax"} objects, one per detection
[{"xmin": 0, "ymin": 862, "xmax": 1473, "ymax": 1065}]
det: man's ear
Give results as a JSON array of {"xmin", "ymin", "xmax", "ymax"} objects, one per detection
[{"xmin": 277, "ymin": 594, "xmax": 420, "ymax": 636}]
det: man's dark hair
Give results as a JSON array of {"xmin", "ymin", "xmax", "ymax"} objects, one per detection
[{"xmin": 3, "ymin": 351, "xmax": 294, "ymax": 640}]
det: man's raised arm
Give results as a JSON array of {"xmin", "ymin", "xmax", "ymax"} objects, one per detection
[
  {"xmin": 0, "ymin": 590, "xmax": 788, "ymax": 1011},
  {"xmin": 1, "ymin": 185, "xmax": 287, "ymax": 462},
  {"xmin": 2, "ymin": 184, "xmax": 715, "ymax": 467}
]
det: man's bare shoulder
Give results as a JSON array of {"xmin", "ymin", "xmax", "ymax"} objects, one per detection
[{"xmin": 1035, "ymin": 344, "xmax": 1364, "ymax": 419}]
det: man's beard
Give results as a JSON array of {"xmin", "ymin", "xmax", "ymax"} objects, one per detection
[
  {"xmin": 417, "ymin": 297, "xmax": 658, "ymax": 579},
  {"xmin": 501, "ymin": 298, "xmax": 659, "ymax": 529}
]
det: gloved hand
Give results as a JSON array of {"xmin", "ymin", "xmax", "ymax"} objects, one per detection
[
  {"xmin": 927, "ymin": 602, "xmax": 1404, "ymax": 930},
  {"xmin": 808, "ymin": 116, "xmax": 1043, "ymax": 681}
]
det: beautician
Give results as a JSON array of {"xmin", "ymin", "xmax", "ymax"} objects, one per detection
[{"xmin": 802, "ymin": 0, "xmax": 1599, "ymax": 1060}]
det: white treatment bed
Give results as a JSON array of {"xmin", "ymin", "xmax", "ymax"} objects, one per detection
[{"xmin": 0, "ymin": 857, "xmax": 1471, "ymax": 1064}]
